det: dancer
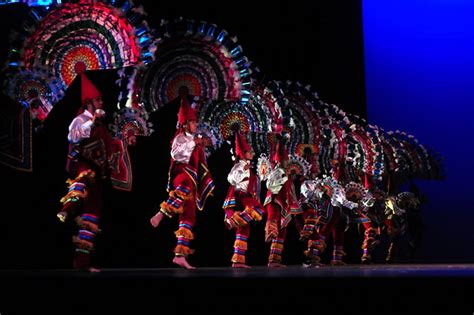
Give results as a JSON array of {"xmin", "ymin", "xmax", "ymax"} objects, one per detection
[
  {"xmin": 150, "ymin": 92, "xmax": 214, "ymax": 269},
  {"xmin": 223, "ymin": 132, "xmax": 264, "ymax": 268},
  {"xmin": 264, "ymin": 135, "xmax": 300, "ymax": 267},
  {"xmin": 58, "ymin": 71, "xmax": 118, "ymax": 272}
]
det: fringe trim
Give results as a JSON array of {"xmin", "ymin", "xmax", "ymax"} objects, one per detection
[
  {"xmin": 72, "ymin": 236, "xmax": 94, "ymax": 251},
  {"xmin": 61, "ymin": 196, "xmax": 81, "ymax": 205},
  {"xmin": 75, "ymin": 248, "xmax": 90, "ymax": 255},
  {"xmin": 362, "ymin": 227, "xmax": 380, "ymax": 249},
  {"xmin": 175, "ymin": 227, "xmax": 194, "ymax": 240},
  {"xmin": 75, "ymin": 217, "xmax": 100, "ymax": 233},
  {"xmin": 361, "ymin": 253, "xmax": 372, "ymax": 262},
  {"xmin": 270, "ymin": 242, "xmax": 284, "ymax": 251},
  {"xmin": 231, "ymin": 253, "xmax": 245, "ymax": 264},
  {"xmin": 333, "ymin": 247, "xmax": 346, "ymax": 258},
  {"xmin": 224, "ymin": 217, "xmax": 238, "ymax": 230},
  {"xmin": 243, "ymin": 206, "xmax": 263, "ymax": 222},
  {"xmin": 59, "ymin": 199, "xmax": 81, "ymax": 217},
  {"xmin": 61, "ymin": 170, "xmax": 95, "ymax": 204},
  {"xmin": 60, "ymin": 191, "xmax": 86, "ymax": 204},
  {"xmin": 174, "ymin": 245, "xmax": 194, "ymax": 257},
  {"xmin": 269, "ymin": 253, "xmax": 282, "ymax": 263},
  {"xmin": 362, "ymin": 237, "xmax": 373, "ymax": 249},
  {"xmin": 269, "ymin": 240, "xmax": 284, "ymax": 263},
  {"xmin": 304, "ymin": 217, "xmax": 319, "ymax": 226},
  {"xmin": 300, "ymin": 228, "xmax": 314, "ymax": 240},
  {"xmin": 160, "ymin": 200, "xmax": 183, "ymax": 217},
  {"xmin": 265, "ymin": 221, "xmax": 279, "ymax": 242},
  {"xmin": 330, "ymin": 245, "xmax": 346, "ymax": 265},
  {"xmin": 362, "ymin": 237, "xmax": 380, "ymax": 250},
  {"xmin": 234, "ymin": 239, "xmax": 248, "ymax": 251},
  {"xmin": 231, "ymin": 212, "xmax": 249, "ymax": 227},
  {"xmin": 308, "ymin": 239, "xmax": 326, "ymax": 252},
  {"xmin": 173, "ymin": 189, "xmax": 193, "ymax": 201},
  {"xmin": 66, "ymin": 170, "xmax": 96, "ymax": 186},
  {"xmin": 304, "ymin": 249, "xmax": 321, "ymax": 263},
  {"xmin": 231, "ymin": 206, "xmax": 264, "ymax": 227}
]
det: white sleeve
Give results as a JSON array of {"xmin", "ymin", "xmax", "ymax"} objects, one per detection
[
  {"xmin": 227, "ymin": 162, "xmax": 248, "ymax": 186},
  {"xmin": 342, "ymin": 199, "xmax": 359, "ymax": 210},
  {"xmin": 171, "ymin": 134, "xmax": 195, "ymax": 163},
  {"xmin": 331, "ymin": 185, "xmax": 358, "ymax": 209},
  {"xmin": 67, "ymin": 118, "xmax": 93, "ymax": 144},
  {"xmin": 331, "ymin": 185, "xmax": 345, "ymax": 207},
  {"xmin": 266, "ymin": 167, "xmax": 288, "ymax": 194}
]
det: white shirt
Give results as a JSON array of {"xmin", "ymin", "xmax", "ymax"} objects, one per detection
[
  {"xmin": 171, "ymin": 132, "xmax": 196, "ymax": 164},
  {"xmin": 331, "ymin": 185, "xmax": 358, "ymax": 209},
  {"xmin": 266, "ymin": 166, "xmax": 288, "ymax": 194},
  {"xmin": 68, "ymin": 110, "xmax": 94, "ymax": 144},
  {"xmin": 227, "ymin": 159, "xmax": 251, "ymax": 192}
]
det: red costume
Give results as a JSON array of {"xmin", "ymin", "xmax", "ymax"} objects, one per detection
[
  {"xmin": 59, "ymin": 72, "xmax": 132, "ymax": 270},
  {"xmin": 157, "ymin": 97, "xmax": 214, "ymax": 258},
  {"xmin": 263, "ymin": 138, "xmax": 300, "ymax": 266},
  {"xmin": 223, "ymin": 132, "xmax": 264, "ymax": 265}
]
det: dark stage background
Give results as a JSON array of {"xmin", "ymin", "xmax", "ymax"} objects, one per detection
[{"xmin": 0, "ymin": 0, "xmax": 389, "ymax": 269}]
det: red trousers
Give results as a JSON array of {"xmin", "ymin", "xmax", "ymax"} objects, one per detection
[
  {"xmin": 161, "ymin": 167, "xmax": 198, "ymax": 257},
  {"xmin": 319, "ymin": 207, "xmax": 345, "ymax": 247},
  {"xmin": 62, "ymin": 161, "xmax": 103, "ymax": 270},
  {"xmin": 266, "ymin": 202, "xmax": 288, "ymax": 263}
]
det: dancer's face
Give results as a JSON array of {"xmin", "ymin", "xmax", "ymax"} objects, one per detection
[
  {"xmin": 185, "ymin": 119, "xmax": 198, "ymax": 134},
  {"xmin": 91, "ymin": 96, "xmax": 103, "ymax": 111},
  {"xmin": 86, "ymin": 96, "xmax": 103, "ymax": 113},
  {"xmin": 244, "ymin": 150, "xmax": 254, "ymax": 160}
]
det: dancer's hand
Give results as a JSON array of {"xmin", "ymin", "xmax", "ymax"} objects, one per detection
[
  {"xmin": 194, "ymin": 136, "xmax": 203, "ymax": 145},
  {"xmin": 202, "ymin": 136, "xmax": 212, "ymax": 147},
  {"xmin": 93, "ymin": 109, "xmax": 106, "ymax": 123},
  {"xmin": 194, "ymin": 135, "xmax": 212, "ymax": 147}
]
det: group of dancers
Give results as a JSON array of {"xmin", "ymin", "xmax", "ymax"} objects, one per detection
[{"xmin": 57, "ymin": 72, "xmax": 430, "ymax": 271}]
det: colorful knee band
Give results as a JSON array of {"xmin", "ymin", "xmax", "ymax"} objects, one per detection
[
  {"xmin": 231, "ymin": 234, "xmax": 248, "ymax": 264},
  {"xmin": 269, "ymin": 238, "xmax": 285, "ymax": 263},
  {"xmin": 174, "ymin": 221, "xmax": 194, "ymax": 257},
  {"xmin": 160, "ymin": 185, "xmax": 193, "ymax": 217}
]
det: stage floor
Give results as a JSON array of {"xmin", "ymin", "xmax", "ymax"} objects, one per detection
[
  {"xmin": 1, "ymin": 263, "xmax": 474, "ymax": 278},
  {"xmin": 0, "ymin": 264, "xmax": 472, "ymax": 314}
]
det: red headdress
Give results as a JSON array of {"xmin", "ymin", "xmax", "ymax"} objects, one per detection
[
  {"xmin": 234, "ymin": 132, "xmax": 251, "ymax": 160},
  {"xmin": 177, "ymin": 96, "xmax": 197, "ymax": 126},
  {"xmin": 269, "ymin": 135, "xmax": 289, "ymax": 167},
  {"xmin": 364, "ymin": 173, "xmax": 373, "ymax": 189},
  {"xmin": 78, "ymin": 64, "xmax": 101, "ymax": 105}
]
